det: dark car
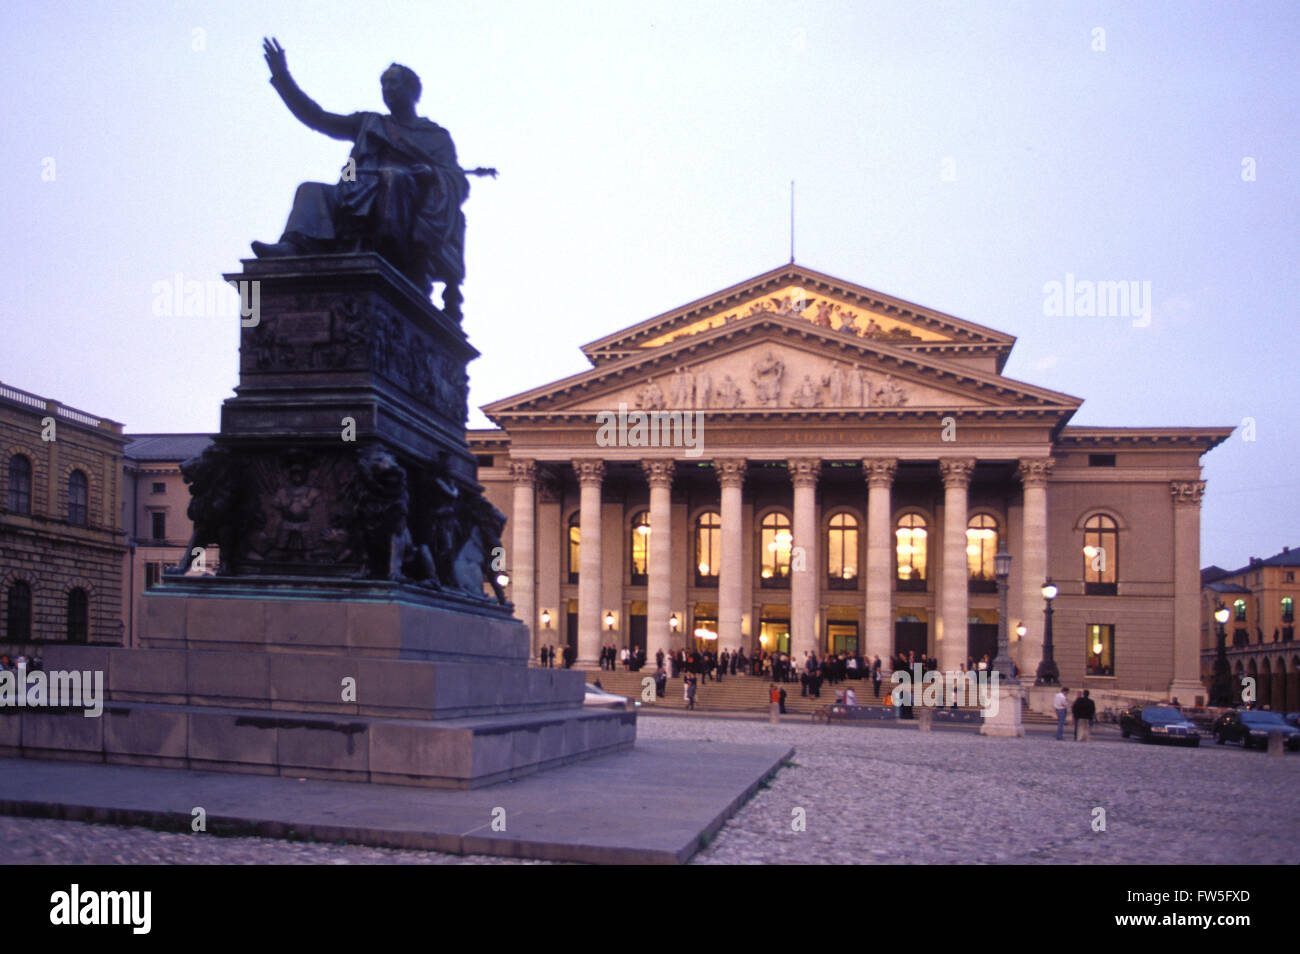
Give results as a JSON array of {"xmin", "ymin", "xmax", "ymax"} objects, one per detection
[
  {"xmin": 1212, "ymin": 709, "xmax": 1300, "ymax": 750},
  {"xmin": 1284, "ymin": 712, "xmax": 1299, "ymax": 729},
  {"xmin": 1118, "ymin": 705, "xmax": 1201, "ymax": 746}
]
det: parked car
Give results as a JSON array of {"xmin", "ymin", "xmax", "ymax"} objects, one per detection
[
  {"xmin": 584, "ymin": 683, "xmax": 629, "ymax": 709},
  {"xmin": 1212, "ymin": 709, "xmax": 1300, "ymax": 750},
  {"xmin": 1284, "ymin": 712, "xmax": 1299, "ymax": 729},
  {"xmin": 1118, "ymin": 705, "xmax": 1201, "ymax": 746}
]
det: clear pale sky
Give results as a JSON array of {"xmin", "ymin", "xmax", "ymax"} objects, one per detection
[{"xmin": 2, "ymin": 0, "xmax": 1296, "ymax": 569}]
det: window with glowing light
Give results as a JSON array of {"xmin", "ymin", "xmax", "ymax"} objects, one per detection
[
  {"xmin": 896, "ymin": 513, "xmax": 927, "ymax": 591},
  {"xmin": 967, "ymin": 513, "xmax": 998, "ymax": 592},
  {"xmin": 826, "ymin": 512, "xmax": 859, "ymax": 590},
  {"xmin": 694, "ymin": 510, "xmax": 720, "ymax": 587},
  {"xmin": 567, "ymin": 512, "xmax": 580, "ymax": 584},
  {"xmin": 1086, "ymin": 623, "xmax": 1115, "ymax": 676},
  {"xmin": 1082, "ymin": 514, "xmax": 1118, "ymax": 595},
  {"xmin": 760, "ymin": 511, "xmax": 792, "ymax": 589},
  {"xmin": 629, "ymin": 511, "xmax": 650, "ymax": 584}
]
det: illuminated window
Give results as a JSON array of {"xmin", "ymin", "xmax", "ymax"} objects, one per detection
[
  {"xmin": 827, "ymin": 513, "xmax": 859, "ymax": 590},
  {"xmin": 1283, "ymin": 597, "xmax": 1294, "ymax": 623},
  {"xmin": 967, "ymin": 514, "xmax": 998, "ymax": 591},
  {"xmin": 760, "ymin": 512, "xmax": 792, "ymax": 589},
  {"xmin": 1083, "ymin": 514, "xmax": 1118, "ymax": 595},
  {"xmin": 695, "ymin": 511, "xmax": 720, "ymax": 587},
  {"xmin": 567, "ymin": 512, "xmax": 580, "ymax": 584},
  {"xmin": 896, "ymin": 513, "xmax": 927, "ymax": 591},
  {"xmin": 1086, "ymin": 623, "xmax": 1115, "ymax": 676},
  {"xmin": 629, "ymin": 511, "xmax": 650, "ymax": 584},
  {"xmin": 1233, "ymin": 598, "xmax": 1247, "ymax": 622}
]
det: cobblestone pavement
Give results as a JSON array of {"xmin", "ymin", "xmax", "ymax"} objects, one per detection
[{"xmin": 1, "ymin": 717, "xmax": 1294, "ymax": 864}]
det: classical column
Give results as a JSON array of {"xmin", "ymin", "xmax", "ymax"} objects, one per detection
[
  {"xmin": 1170, "ymin": 480, "xmax": 1208, "ymax": 703},
  {"xmin": 716, "ymin": 459, "xmax": 747, "ymax": 655},
  {"xmin": 572, "ymin": 459, "xmax": 605, "ymax": 667},
  {"xmin": 939, "ymin": 458, "xmax": 976, "ymax": 671},
  {"xmin": 788, "ymin": 458, "xmax": 821, "ymax": 660},
  {"xmin": 508, "ymin": 459, "xmax": 537, "ymax": 654},
  {"xmin": 863, "ymin": 458, "xmax": 898, "ymax": 664},
  {"xmin": 642, "ymin": 459, "xmax": 675, "ymax": 667},
  {"xmin": 1016, "ymin": 458, "xmax": 1053, "ymax": 675}
]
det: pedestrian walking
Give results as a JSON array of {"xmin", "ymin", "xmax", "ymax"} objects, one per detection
[{"xmin": 1072, "ymin": 689, "xmax": 1096, "ymax": 742}]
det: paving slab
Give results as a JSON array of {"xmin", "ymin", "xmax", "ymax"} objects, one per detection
[{"xmin": 0, "ymin": 740, "xmax": 792, "ymax": 865}]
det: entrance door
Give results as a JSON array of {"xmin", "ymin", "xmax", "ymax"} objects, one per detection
[
  {"xmin": 894, "ymin": 620, "xmax": 927, "ymax": 659},
  {"xmin": 968, "ymin": 623, "xmax": 998, "ymax": 667},
  {"xmin": 761, "ymin": 618, "xmax": 791, "ymax": 654},
  {"xmin": 828, "ymin": 622, "xmax": 859, "ymax": 654},
  {"xmin": 565, "ymin": 611, "xmax": 578, "ymax": 662},
  {"xmin": 629, "ymin": 614, "xmax": 647, "ymax": 655}
]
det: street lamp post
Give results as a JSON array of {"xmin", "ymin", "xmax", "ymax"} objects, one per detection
[
  {"xmin": 1211, "ymin": 603, "xmax": 1233, "ymax": 706},
  {"xmin": 1035, "ymin": 580, "xmax": 1060, "ymax": 686},
  {"xmin": 992, "ymin": 549, "xmax": 1017, "ymax": 682}
]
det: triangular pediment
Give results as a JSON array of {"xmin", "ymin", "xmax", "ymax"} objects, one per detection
[
  {"xmin": 579, "ymin": 263, "xmax": 1016, "ymax": 369},
  {"xmin": 483, "ymin": 310, "xmax": 1078, "ymax": 422}
]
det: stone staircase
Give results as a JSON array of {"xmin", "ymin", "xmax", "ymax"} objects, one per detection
[{"xmin": 575, "ymin": 666, "xmax": 1060, "ymax": 724}]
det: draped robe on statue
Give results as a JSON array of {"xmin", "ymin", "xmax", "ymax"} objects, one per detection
[{"xmin": 268, "ymin": 73, "xmax": 470, "ymax": 295}]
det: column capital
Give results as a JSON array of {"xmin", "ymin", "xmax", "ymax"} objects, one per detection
[
  {"xmin": 641, "ymin": 458, "xmax": 676, "ymax": 489},
  {"xmin": 713, "ymin": 458, "xmax": 748, "ymax": 489},
  {"xmin": 508, "ymin": 458, "xmax": 537, "ymax": 485},
  {"xmin": 1169, "ymin": 480, "xmax": 1206, "ymax": 507},
  {"xmin": 939, "ymin": 457, "xmax": 977, "ymax": 488},
  {"xmin": 862, "ymin": 457, "xmax": 898, "ymax": 488},
  {"xmin": 1015, "ymin": 457, "xmax": 1055, "ymax": 488},
  {"xmin": 571, "ymin": 459, "xmax": 606, "ymax": 486},
  {"xmin": 787, "ymin": 457, "xmax": 822, "ymax": 488}
]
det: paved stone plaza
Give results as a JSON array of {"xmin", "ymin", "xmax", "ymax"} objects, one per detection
[{"xmin": 2, "ymin": 716, "xmax": 1295, "ymax": 864}]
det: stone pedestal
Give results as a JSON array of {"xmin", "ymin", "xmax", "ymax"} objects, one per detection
[
  {"xmin": 7, "ymin": 254, "xmax": 635, "ymax": 786},
  {"xmin": 979, "ymin": 682, "xmax": 1026, "ymax": 737}
]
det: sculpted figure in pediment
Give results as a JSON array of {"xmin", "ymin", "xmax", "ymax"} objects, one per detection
[
  {"xmin": 669, "ymin": 366, "xmax": 696, "ymax": 408},
  {"xmin": 636, "ymin": 378, "xmax": 666, "ymax": 410},
  {"xmin": 751, "ymin": 352, "xmax": 785, "ymax": 406},
  {"xmin": 791, "ymin": 375, "xmax": 822, "ymax": 409},
  {"xmin": 812, "ymin": 300, "xmax": 837, "ymax": 328},
  {"xmin": 874, "ymin": 374, "xmax": 909, "ymax": 407},
  {"xmin": 824, "ymin": 364, "xmax": 848, "ymax": 406},
  {"xmin": 714, "ymin": 374, "xmax": 744, "ymax": 408}
]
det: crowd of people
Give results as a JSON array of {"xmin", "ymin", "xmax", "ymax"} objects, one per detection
[
  {"xmin": 537, "ymin": 644, "xmax": 576, "ymax": 669},
  {"xmin": 0, "ymin": 653, "xmax": 42, "ymax": 673}
]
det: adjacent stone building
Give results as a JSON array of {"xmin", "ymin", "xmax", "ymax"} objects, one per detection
[
  {"xmin": 1, "ymin": 381, "xmax": 128, "ymax": 647},
  {"xmin": 472, "ymin": 263, "xmax": 1232, "ymax": 704},
  {"xmin": 120, "ymin": 433, "xmax": 214, "ymax": 646},
  {"xmin": 1201, "ymin": 546, "xmax": 1299, "ymax": 711}
]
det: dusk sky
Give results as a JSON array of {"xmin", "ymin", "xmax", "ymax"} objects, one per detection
[{"xmin": 2, "ymin": 0, "xmax": 1296, "ymax": 569}]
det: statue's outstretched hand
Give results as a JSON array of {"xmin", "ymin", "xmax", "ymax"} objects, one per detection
[{"xmin": 262, "ymin": 36, "xmax": 289, "ymax": 79}]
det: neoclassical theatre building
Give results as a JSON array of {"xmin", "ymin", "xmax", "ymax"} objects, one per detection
[{"xmin": 471, "ymin": 264, "xmax": 1231, "ymax": 702}]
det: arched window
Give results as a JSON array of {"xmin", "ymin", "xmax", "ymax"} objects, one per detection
[
  {"xmin": 567, "ymin": 512, "xmax": 581, "ymax": 584},
  {"xmin": 629, "ymin": 511, "xmax": 650, "ymax": 584},
  {"xmin": 694, "ymin": 511, "xmax": 720, "ymax": 587},
  {"xmin": 67, "ymin": 588, "xmax": 88, "ymax": 643},
  {"xmin": 827, "ymin": 512, "xmax": 859, "ymax": 590},
  {"xmin": 7, "ymin": 455, "xmax": 32, "ymax": 514},
  {"xmin": 759, "ymin": 512, "xmax": 792, "ymax": 589},
  {"xmin": 67, "ymin": 469, "xmax": 88, "ymax": 526},
  {"xmin": 6, "ymin": 581, "xmax": 32, "ymax": 641},
  {"xmin": 967, "ymin": 514, "xmax": 998, "ymax": 592},
  {"xmin": 1083, "ymin": 514, "xmax": 1118, "ymax": 595},
  {"xmin": 896, "ymin": 513, "xmax": 927, "ymax": 590}
]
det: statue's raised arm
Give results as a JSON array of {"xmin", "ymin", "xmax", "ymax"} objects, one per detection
[{"xmin": 262, "ymin": 37, "xmax": 360, "ymax": 142}]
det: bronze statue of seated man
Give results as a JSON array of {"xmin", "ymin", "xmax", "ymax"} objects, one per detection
[{"xmin": 252, "ymin": 38, "xmax": 487, "ymax": 321}]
